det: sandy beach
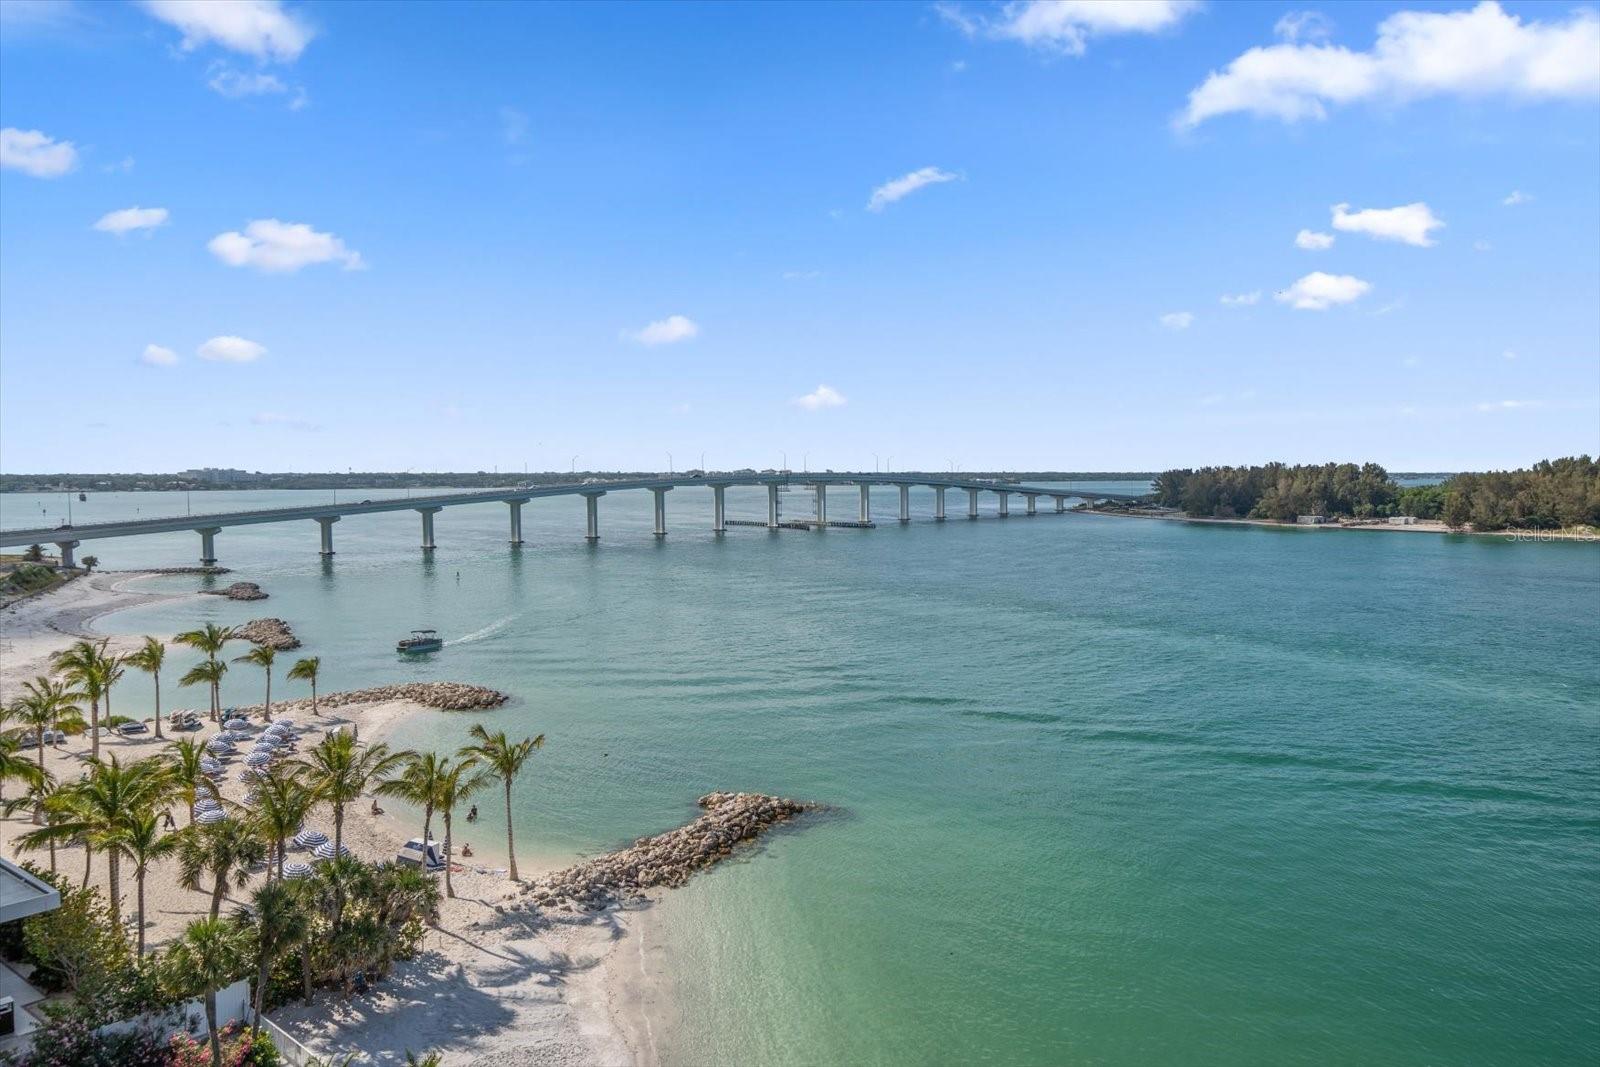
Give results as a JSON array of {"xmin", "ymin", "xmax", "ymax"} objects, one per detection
[{"xmin": 0, "ymin": 571, "xmax": 650, "ymax": 1066}]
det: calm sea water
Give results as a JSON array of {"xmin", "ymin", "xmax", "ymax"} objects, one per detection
[{"xmin": 4, "ymin": 486, "xmax": 1597, "ymax": 1065}]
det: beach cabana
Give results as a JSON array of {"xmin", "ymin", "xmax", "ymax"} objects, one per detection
[
  {"xmin": 312, "ymin": 841, "xmax": 352, "ymax": 861},
  {"xmin": 397, "ymin": 838, "xmax": 447, "ymax": 872},
  {"xmin": 293, "ymin": 829, "xmax": 328, "ymax": 850}
]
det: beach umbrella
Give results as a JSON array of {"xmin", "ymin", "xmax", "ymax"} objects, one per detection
[
  {"xmin": 293, "ymin": 828, "xmax": 328, "ymax": 849},
  {"xmin": 223, "ymin": 718, "xmax": 251, "ymax": 731},
  {"xmin": 237, "ymin": 768, "xmax": 262, "ymax": 783},
  {"xmin": 205, "ymin": 738, "xmax": 233, "ymax": 752},
  {"xmin": 275, "ymin": 718, "xmax": 295, "ymax": 727},
  {"xmin": 195, "ymin": 808, "xmax": 227, "ymax": 826},
  {"xmin": 245, "ymin": 751, "xmax": 271, "ymax": 767},
  {"xmin": 242, "ymin": 790, "xmax": 259, "ymax": 805},
  {"xmin": 195, "ymin": 796, "xmax": 222, "ymax": 811},
  {"xmin": 283, "ymin": 861, "xmax": 313, "ymax": 880},
  {"xmin": 312, "ymin": 841, "xmax": 352, "ymax": 861}
]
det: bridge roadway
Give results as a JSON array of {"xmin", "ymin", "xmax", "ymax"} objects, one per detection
[{"xmin": 1, "ymin": 473, "xmax": 1143, "ymax": 567}]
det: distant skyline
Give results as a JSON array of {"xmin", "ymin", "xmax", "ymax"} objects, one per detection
[{"xmin": 2, "ymin": 0, "xmax": 1597, "ymax": 474}]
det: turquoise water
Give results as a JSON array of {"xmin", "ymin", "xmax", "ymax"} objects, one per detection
[{"xmin": 4, "ymin": 487, "xmax": 1597, "ymax": 1065}]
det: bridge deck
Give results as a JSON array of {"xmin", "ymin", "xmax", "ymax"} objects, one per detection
[{"xmin": 0, "ymin": 473, "xmax": 1141, "ymax": 547}]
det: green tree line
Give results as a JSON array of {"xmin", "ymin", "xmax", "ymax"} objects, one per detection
[{"xmin": 1150, "ymin": 456, "xmax": 1599, "ymax": 530}]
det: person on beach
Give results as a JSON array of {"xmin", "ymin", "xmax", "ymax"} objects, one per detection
[
  {"xmin": 370, "ymin": 798, "xmax": 383, "ymax": 816},
  {"xmin": 461, "ymin": 843, "xmax": 474, "ymax": 858},
  {"xmin": 466, "ymin": 805, "xmax": 478, "ymax": 822}
]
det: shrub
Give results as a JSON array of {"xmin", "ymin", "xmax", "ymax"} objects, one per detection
[{"xmin": 10, "ymin": 1016, "xmax": 167, "ymax": 1067}]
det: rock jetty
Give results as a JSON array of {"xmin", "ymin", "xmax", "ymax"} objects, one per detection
[
  {"xmin": 233, "ymin": 617, "xmax": 300, "ymax": 650},
  {"xmin": 234, "ymin": 682, "xmax": 509, "ymax": 716},
  {"xmin": 521, "ymin": 792, "xmax": 810, "ymax": 911},
  {"xmin": 203, "ymin": 581, "xmax": 268, "ymax": 601}
]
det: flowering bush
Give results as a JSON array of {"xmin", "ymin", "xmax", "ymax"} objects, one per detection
[
  {"xmin": 166, "ymin": 1023, "xmax": 281, "ymax": 1067},
  {"xmin": 8, "ymin": 1016, "xmax": 166, "ymax": 1067}
]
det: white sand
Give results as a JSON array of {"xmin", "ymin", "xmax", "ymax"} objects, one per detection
[{"xmin": 1, "ymin": 572, "xmax": 650, "ymax": 1066}]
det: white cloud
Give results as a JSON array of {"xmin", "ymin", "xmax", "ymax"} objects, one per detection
[
  {"xmin": 1502, "ymin": 348, "xmax": 1518, "ymax": 360},
  {"xmin": 1331, "ymin": 201, "xmax": 1443, "ymax": 246},
  {"xmin": 940, "ymin": 0, "xmax": 1199, "ymax": 56},
  {"xmin": 1475, "ymin": 399, "xmax": 1532, "ymax": 412},
  {"xmin": 1220, "ymin": 290, "xmax": 1262, "ymax": 306},
  {"xmin": 867, "ymin": 166, "xmax": 960, "ymax": 211},
  {"xmin": 208, "ymin": 219, "xmax": 365, "ymax": 273},
  {"xmin": 207, "ymin": 65, "xmax": 288, "ymax": 98},
  {"xmin": 1159, "ymin": 311, "xmax": 1195, "ymax": 330},
  {"xmin": 141, "ymin": 0, "xmax": 314, "ymax": 62},
  {"xmin": 1275, "ymin": 271, "xmax": 1372, "ymax": 310},
  {"xmin": 782, "ymin": 270, "xmax": 822, "ymax": 281},
  {"xmin": 795, "ymin": 384, "xmax": 847, "ymax": 411},
  {"xmin": 0, "ymin": 127, "xmax": 78, "ymax": 178},
  {"xmin": 198, "ymin": 336, "xmax": 267, "ymax": 363},
  {"xmin": 1275, "ymin": 10, "xmax": 1334, "ymax": 44},
  {"xmin": 1179, "ymin": 1, "xmax": 1600, "ymax": 127},
  {"xmin": 102, "ymin": 156, "xmax": 136, "ymax": 174},
  {"xmin": 1295, "ymin": 228, "xmax": 1335, "ymax": 250},
  {"xmin": 499, "ymin": 106, "xmax": 529, "ymax": 145},
  {"xmin": 140, "ymin": 344, "xmax": 178, "ymax": 366},
  {"xmin": 1502, "ymin": 189, "xmax": 1533, "ymax": 205},
  {"xmin": 625, "ymin": 315, "xmax": 699, "ymax": 346},
  {"xmin": 251, "ymin": 411, "xmax": 319, "ymax": 430},
  {"xmin": 93, "ymin": 206, "xmax": 169, "ymax": 235},
  {"xmin": 1474, "ymin": 239, "xmax": 1493, "ymax": 252}
]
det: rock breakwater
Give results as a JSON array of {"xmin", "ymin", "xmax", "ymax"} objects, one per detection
[
  {"xmin": 234, "ymin": 681, "xmax": 509, "ymax": 716},
  {"xmin": 203, "ymin": 581, "xmax": 267, "ymax": 601},
  {"xmin": 521, "ymin": 792, "xmax": 810, "ymax": 910},
  {"xmin": 233, "ymin": 617, "xmax": 299, "ymax": 650}
]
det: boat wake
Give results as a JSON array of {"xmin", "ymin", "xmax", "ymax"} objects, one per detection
[{"xmin": 447, "ymin": 613, "xmax": 520, "ymax": 646}]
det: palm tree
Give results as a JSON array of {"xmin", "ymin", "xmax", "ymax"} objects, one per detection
[
  {"xmin": 367, "ymin": 862, "xmax": 438, "ymax": 977},
  {"xmin": 461, "ymin": 725, "xmax": 543, "ymax": 881},
  {"xmin": 51, "ymin": 639, "xmax": 110, "ymax": 759},
  {"xmin": 178, "ymin": 816, "xmax": 268, "ymax": 920},
  {"xmin": 0, "ymin": 737, "xmax": 44, "ymax": 854},
  {"xmin": 7, "ymin": 676, "xmax": 86, "ymax": 773},
  {"xmin": 241, "ymin": 879, "xmax": 311, "ymax": 1034},
  {"xmin": 168, "ymin": 736, "xmax": 219, "ymax": 824},
  {"xmin": 376, "ymin": 750, "xmax": 448, "ymax": 848},
  {"xmin": 163, "ymin": 916, "xmax": 249, "ymax": 1067},
  {"xmin": 174, "ymin": 623, "xmax": 236, "ymax": 721},
  {"xmin": 80, "ymin": 555, "xmax": 99, "ymax": 573},
  {"xmin": 127, "ymin": 637, "xmax": 167, "ymax": 740},
  {"xmin": 115, "ymin": 810, "xmax": 181, "ymax": 958},
  {"xmin": 179, "ymin": 659, "xmax": 228, "ymax": 723},
  {"xmin": 294, "ymin": 732, "xmax": 406, "ymax": 856},
  {"xmin": 434, "ymin": 756, "xmax": 493, "ymax": 899},
  {"xmin": 287, "ymin": 656, "xmax": 321, "ymax": 714},
  {"xmin": 234, "ymin": 646, "xmax": 277, "ymax": 721},
  {"xmin": 253, "ymin": 766, "xmax": 316, "ymax": 880},
  {"xmin": 15, "ymin": 755, "xmax": 172, "ymax": 930}
]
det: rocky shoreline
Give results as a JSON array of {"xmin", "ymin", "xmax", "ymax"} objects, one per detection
[
  {"xmin": 233, "ymin": 681, "xmax": 510, "ymax": 716},
  {"xmin": 233, "ymin": 616, "xmax": 300, "ymax": 649},
  {"xmin": 519, "ymin": 791, "xmax": 810, "ymax": 911}
]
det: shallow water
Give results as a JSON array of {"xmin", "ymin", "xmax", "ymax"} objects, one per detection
[{"xmin": 6, "ymin": 485, "xmax": 1597, "ymax": 1065}]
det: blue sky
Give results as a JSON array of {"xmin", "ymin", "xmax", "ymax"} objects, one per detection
[{"xmin": 1, "ymin": 0, "xmax": 1596, "ymax": 474}]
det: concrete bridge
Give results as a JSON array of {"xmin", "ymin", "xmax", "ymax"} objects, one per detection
[{"xmin": 0, "ymin": 473, "xmax": 1143, "ymax": 567}]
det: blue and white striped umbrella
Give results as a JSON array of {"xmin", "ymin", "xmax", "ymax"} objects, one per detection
[
  {"xmin": 223, "ymin": 719, "xmax": 251, "ymax": 731},
  {"xmin": 275, "ymin": 718, "xmax": 295, "ymax": 728},
  {"xmin": 195, "ymin": 807, "xmax": 227, "ymax": 825},
  {"xmin": 293, "ymin": 828, "xmax": 328, "ymax": 849},
  {"xmin": 237, "ymin": 768, "xmax": 262, "ymax": 782},
  {"xmin": 205, "ymin": 738, "xmax": 234, "ymax": 753},
  {"xmin": 199, "ymin": 755, "xmax": 223, "ymax": 769},
  {"xmin": 242, "ymin": 790, "xmax": 260, "ymax": 804},
  {"xmin": 244, "ymin": 751, "xmax": 271, "ymax": 767},
  {"xmin": 194, "ymin": 796, "xmax": 222, "ymax": 811},
  {"xmin": 282, "ymin": 861, "xmax": 313, "ymax": 880},
  {"xmin": 313, "ymin": 841, "xmax": 352, "ymax": 861},
  {"xmin": 254, "ymin": 736, "xmax": 280, "ymax": 749}
]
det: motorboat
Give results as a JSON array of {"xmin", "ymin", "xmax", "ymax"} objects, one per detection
[{"xmin": 396, "ymin": 629, "xmax": 443, "ymax": 654}]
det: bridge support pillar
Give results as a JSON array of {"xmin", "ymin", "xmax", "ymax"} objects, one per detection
[
  {"xmin": 996, "ymin": 492, "xmax": 1010, "ymax": 518},
  {"xmin": 934, "ymin": 487, "xmax": 946, "ymax": 521},
  {"xmin": 766, "ymin": 483, "xmax": 780, "ymax": 528},
  {"xmin": 56, "ymin": 540, "xmax": 80, "ymax": 570},
  {"xmin": 650, "ymin": 487, "xmax": 671, "ymax": 538},
  {"xmin": 417, "ymin": 507, "xmax": 441, "ymax": 551},
  {"xmin": 966, "ymin": 488, "xmax": 980, "ymax": 519},
  {"xmin": 1054, "ymin": 496, "xmax": 1067, "ymax": 513},
  {"xmin": 196, "ymin": 527, "xmax": 221, "ymax": 566},
  {"xmin": 711, "ymin": 485, "xmax": 727, "ymax": 533},
  {"xmin": 581, "ymin": 492, "xmax": 604, "ymax": 541},
  {"xmin": 1024, "ymin": 493, "xmax": 1037, "ymax": 516},
  {"xmin": 814, "ymin": 484, "xmax": 827, "ymax": 526},
  {"xmin": 898, "ymin": 484, "xmax": 910, "ymax": 523},
  {"xmin": 858, "ymin": 484, "xmax": 871, "ymax": 524},
  {"xmin": 315, "ymin": 517, "xmax": 339, "ymax": 557},
  {"xmin": 507, "ymin": 500, "xmax": 526, "ymax": 544}
]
